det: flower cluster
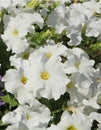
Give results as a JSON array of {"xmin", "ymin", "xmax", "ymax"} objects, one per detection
[{"xmin": 0, "ymin": 0, "xmax": 101, "ymax": 130}]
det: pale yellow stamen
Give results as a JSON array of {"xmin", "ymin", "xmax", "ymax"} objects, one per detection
[
  {"xmin": 21, "ymin": 76, "xmax": 28, "ymax": 84},
  {"xmin": 26, "ymin": 114, "xmax": 32, "ymax": 120},
  {"xmin": 67, "ymin": 82, "xmax": 74, "ymax": 89},
  {"xmin": 41, "ymin": 71, "xmax": 50, "ymax": 80},
  {"xmin": 67, "ymin": 125, "xmax": 77, "ymax": 130},
  {"xmin": 67, "ymin": 106, "xmax": 77, "ymax": 114},
  {"xmin": 23, "ymin": 53, "xmax": 30, "ymax": 59},
  {"xmin": 13, "ymin": 29, "xmax": 19, "ymax": 36},
  {"xmin": 75, "ymin": 62, "xmax": 80, "ymax": 68},
  {"xmin": 46, "ymin": 52, "xmax": 52, "ymax": 58}
]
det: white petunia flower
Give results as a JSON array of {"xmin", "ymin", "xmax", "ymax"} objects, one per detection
[
  {"xmin": 1, "ymin": 15, "xmax": 30, "ymax": 53},
  {"xmin": 10, "ymin": 47, "xmax": 34, "ymax": 69},
  {"xmin": 1, "ymin": 12, "xmax": 44, "ymax": 53},
  {"xmin": 64, "ymin": 54, "xmax": 95, "ymax": 79},
  {"xmin": 37, "ymin": 43, "xmax": 67, "ymax": 61},
  {"xmin": 28, "ymin": 53, "xmax": 70, "ymax": 100},
  {"xmin": 15, "ymin": 87, "xmax": 39, "ymax": 106},
  {"xmin": 67, "ymin": 26, "xmax": 82, "ymax": 45},
  {"xmin": 2, "ymin": 60, "xmax": 32, "ymax": 94},
  {"xmin": 46, "ymin": 5, "xmax": 69, "ymax": 34},
  {"xmin": 2, "ymin": 104, "xmax": 51, "ymax": 128}
]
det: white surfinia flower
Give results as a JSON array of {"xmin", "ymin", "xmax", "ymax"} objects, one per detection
[
  {"xmin": 2, "ymin": 104, "xmax": 51, "ymax": 128},
  {"xmin": 1, "ymin": 12, "xmax": 44, "ymax": 53},
  {"xmin": 46, "ymin": 5, "xmax": 69, "ymax": 34},
  {"xmin": 2, "ymin": 60, "xmax": 32, "ymax": 94},
  {"xmin": 11, "ymin": 56, "xmax": 46, "ymax": 105},
  {"xmin": 47, "ymin": 111, "xmax": 91, "ymax": 130},
  {"xmin": 64, "ymin": 54, "xmax": 95, "ymax": 79},
  {"xmin": 38, "ymin": 43, "xmax": 67, "ymax": 60},
  {"xmin": 1, "ymin": 15, "xmax": 30, "ymax": 53},
  {"xmin": 15, "ymin": 87, "xmax": 39, "ymax": 106},
  {"xmin": 67, "ymin": 26, "xmax": 82, "ymax": 45},
  {"xmin": 28, "ymin": 53, "xmax": 70, "ymax": 100},
  {"xmin": 10, "ymin": 47, "xmax": 34, "ymax": 69}
]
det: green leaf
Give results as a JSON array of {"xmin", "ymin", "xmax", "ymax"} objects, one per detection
[
  {"xmin": 0, "ymin": 95, "xmax": 10, "ymax": 103},
  {"xmin": 0, "ymin": 94, "xmax": 18, "ymax": 110}
]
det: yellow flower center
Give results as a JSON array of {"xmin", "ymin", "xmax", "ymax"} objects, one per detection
[
  {"xmin": 13, "ymin": 29, "xmax": 19, "ymax": 36},
  {"xmin": 23, "ymin": 53, "xmax": 30, "ymax": 59},
  {"xmin": 41, "ymin": 71, "xmax": 50, "ymax": 80},
  {"xmin": 26, "ymin": 114, "xmax": 32, "ymax": 120},
  {"xmin": 67, "ymin": 82, "xmax": 74, "ymax": 89},
  {"xmin": 75, "ymin": 62, "xmax": 80, "ymax": 68},
  {"xmin": 67, "ymin": 125, "xmax": 77, "ymax": 130},
  {"xmin": 21, "ymin": 76, "xmax": 28, "ymax": 84},
  {"xmin": 46, "ymin": 52, "xmax": 52, "ymax": 58}
]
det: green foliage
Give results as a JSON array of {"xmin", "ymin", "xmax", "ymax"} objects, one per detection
[
  {"xmin": 0, "ymin": 92, "xmax": 18, "ymax": 130},
  {"xmin": 28, "ymin": 27, "xmax": 62, "ymax": 46},
  {"xmin": 0, "ymin": 2, "xmax": 101, "ymax": 130},
  {"xmin": 79, "ymin": 35, "xmax": 101, "ymax": 65},
  {"xmin": 0, "ymin": 38, "xmax": 12, "ymax": 76},
  {"xmin": 0, "ymin": 125, "xmax": 8, "ymax": 130},
  {"xmin": 38, "ymin": 92, "xmax": 70, "ymax": 125},
  {"xmin": 47, "ymin": 1, "xmax": 61, "ymax": 11},
  {"xmin": 0, "ymin": 94, "xmax": 18, "ymax": 110},
  {"xmin": 0, "ymin": 18, "xmax": 12, "ymax": 76}
]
